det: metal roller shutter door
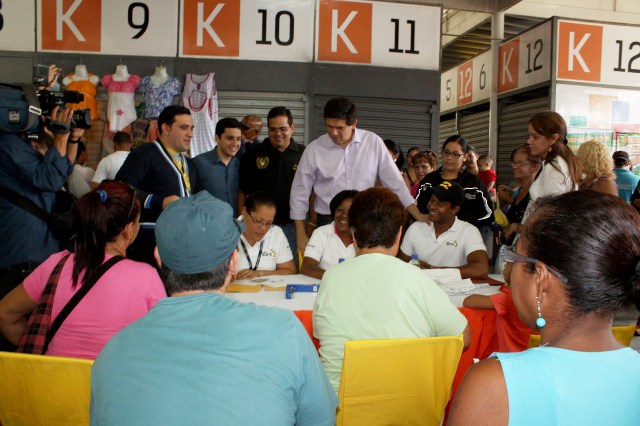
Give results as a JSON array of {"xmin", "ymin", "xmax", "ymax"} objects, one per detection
[
  {"xmin": 315, "ymin": 95, "xmax": 434, "ymax": 156},
  {"xmin": 497, "ymin": 97, "xmax": 550, "ymax": 186},
  {"xmin": 439, "ymin": 118, "xmax": 457, "ymax": 147},
  {"xmin": 217, "ymin": 91, "xmax": 308, "ymax": 144},
  {"xmin": 459, "ymin": 110, "xmax": 490, "ymax": 156}
]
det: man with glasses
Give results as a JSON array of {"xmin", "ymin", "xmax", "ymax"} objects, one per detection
[
  {"xmin": 291, "ymin": 97, "xmax": 427, "ymax": 253},
  {"xmin": 239, "ymin": 106, "xmax": 304, "ymax": 266}
]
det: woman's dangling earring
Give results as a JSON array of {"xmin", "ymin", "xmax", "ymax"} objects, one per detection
[{"xmin": 536, "ymin": 296, "xmax": 546, "ymax": 328}]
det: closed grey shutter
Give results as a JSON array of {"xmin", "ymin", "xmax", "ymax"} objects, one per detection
[
  {"xmin": 497, "ymin": 97, "xmax": 550, "ymax": 186},
  {"xmin": 217, "ymin": 91, "xmax": 308, "ymax": 144},
  {"xmin": 459, "ymin": 109, "xmax": 490, "ymax": 156},
  {"xmin": 439, "ymin": 118, "xmax": 457, "ymax": 147},
  {"xmin": 315, "ymin": 95, "xmax": 434, "ymax": 157}
]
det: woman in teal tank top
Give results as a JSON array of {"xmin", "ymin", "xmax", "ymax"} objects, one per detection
[{"xmin": 449, "ymin": 190, "xmax": 640, "ymax": 425}]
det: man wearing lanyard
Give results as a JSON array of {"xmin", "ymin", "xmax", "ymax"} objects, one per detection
[{"xmin": 116, "ymin": 105, "xmax": 197, "ymax": 267}]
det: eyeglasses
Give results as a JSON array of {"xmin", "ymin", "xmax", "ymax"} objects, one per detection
[
  {"xmin": 501, "ymin": 246, "xmax": 568, "ymax": 283},
  {"xmin": 442, "ymin": 150, "xmax": 464, "ymax": 159},
  {"xmin": 249, "ymin": 213, "xmax": 273, "ymax": 229},
  {"xmin": 268, "ymin": 126, "xmax": 290, "ymax": 133}
]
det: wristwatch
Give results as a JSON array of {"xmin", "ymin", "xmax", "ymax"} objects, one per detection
[{"xmin": 67, "ymin": 138, "xmax": 80, "ymax": 144}]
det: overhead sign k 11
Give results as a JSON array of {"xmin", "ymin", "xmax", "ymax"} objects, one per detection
[{"xmin": 316, "ymin": 0, "xmax": 441, "ymax": 70}]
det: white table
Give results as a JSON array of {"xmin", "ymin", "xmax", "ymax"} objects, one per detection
[{"xmin": 226, "ymin": 273, "xmax": 503, "ymax": 310}]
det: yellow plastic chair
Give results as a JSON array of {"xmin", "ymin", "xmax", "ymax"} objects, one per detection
[
  {"xmin": 0, "ymin": 351, "xmax": 93, "ymax": 426},
  {"xmin": 528, "ymin": 324, "xmax": 637, "ymax": 348},
  {"xmin": 335, "ymin": 335, "xmax": 464, "ymax": 426}
]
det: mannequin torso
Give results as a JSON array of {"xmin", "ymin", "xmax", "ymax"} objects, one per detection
[
  {"xmin": 113, "ymin": 65, "xmax": 130, "ymax": 82},
  {"xmin": 151, "ymin": 66, "xmax": 169, "ymax": 85}
]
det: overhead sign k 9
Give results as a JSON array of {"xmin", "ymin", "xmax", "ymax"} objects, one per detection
[{"xmin": 38, "ymin": 0, "xmax": 177, "ymax": 56}]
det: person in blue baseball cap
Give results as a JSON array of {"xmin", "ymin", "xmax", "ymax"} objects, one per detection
[{"xmin": 91, "ymin": 191, "xmax": 337, "ymax": 425}]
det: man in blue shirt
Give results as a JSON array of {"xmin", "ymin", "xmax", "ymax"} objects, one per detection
[
  {"xmin": 193, "ymin": 117, "xmax": 242, "ymax": 215},
  {"xmin": 91, "ymin": 192, "xmax": 337, "ymax": 425},
  {"xmin": 612, "ymin": 151, "xmax": 639, "ymax": 203}
]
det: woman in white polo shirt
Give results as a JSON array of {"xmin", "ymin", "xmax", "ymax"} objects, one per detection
[
  {"xmin": 236, "ymin": 192, "xmax": 296, "ymax": 279},
  {"xmin": 301, "ymin": 190, "xmax": 358, "ymax": 278}
]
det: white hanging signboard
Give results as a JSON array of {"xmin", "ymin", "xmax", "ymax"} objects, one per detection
[
  {"xmin": 37, "ymin": 0, "xmax": 177, "ymax": 56},
  {"xmin": 180, "ymin": 0, "xmax": 314, "ymax": 62},
  {"xmin": 440, "ymin": 49, "xmax": 492, "ymax": 113},
  {"xmin": 556, "ymin": 19, "xmax": 640, "ymax": 88},
  {"xmin": 498, "ymin": 20, "xmax": 552, "ymax": 94},
  {"xmin": 315, "ymin": 0, "xmax": 440, "ymax": 70},
  {"xmin": 0, "ymin": 1, "xmax": 35, "ymax": 52}
]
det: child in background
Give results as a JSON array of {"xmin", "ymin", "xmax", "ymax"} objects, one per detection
[
  {"xmin": 410, "ymin": 151, "xmax": 438, "ymax": 197},
  {"xmin": 478, "ymin": 154, "xmax": 497, "ymax": 203},
  {"xmin": 463, "ymin": 260, "xmax": 537, "ymax": 352}
]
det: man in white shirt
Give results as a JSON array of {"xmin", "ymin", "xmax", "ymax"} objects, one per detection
[
  {"xmin": 92, "ymin": 131, "xmax": 132, "ymax": 188},
  {"xmin": 290, "ymin": 97, "xmax": 427, "ymax": 253},
  {"xmin": 399, "ymin": 181, "xmax": 488, "ymax": 279},
  {"xmin": 67, "ymin": 141, "xmax": 94, "ymax": 198}
]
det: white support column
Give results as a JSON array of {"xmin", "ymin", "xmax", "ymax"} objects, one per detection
[{"xmin": 489, "ymin": 11, "xmax": 504, "ymax": 163}]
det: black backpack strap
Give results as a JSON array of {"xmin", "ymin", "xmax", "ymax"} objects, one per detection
[
  {"xmin": 0, "ymin": 185, "xmax": 50, "ymax": 222},
  {"xmin": 43, "ymin": 255, "xmax": 124, "ymax": 353}
]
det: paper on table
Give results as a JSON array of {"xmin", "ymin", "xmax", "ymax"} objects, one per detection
[
  {"xmin": 422, "ymin": 268, "xmax": 462, "ymax": 285},
  {"xmin": 228, "ymin": 274, "xmax": 321, "ymax": 292},
  {"xmin": 439, "ymin": 278, "xmax": 490, "ymax": 294}
]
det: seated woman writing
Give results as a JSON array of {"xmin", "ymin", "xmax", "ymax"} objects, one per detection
[
  {"xmin": 301, "ymin": 190, "xmax": 358, "ymax": 279},
  {"xmin": 0, "ymin": 181, "xmax": 166, "ymax": 359},
  {"xmin": 236, "ymin": 191, "xmax": 296, "ymax": 279},
  {"xmin": 449, "ymin": 191, "xmax": 640, "ymax": 425}
]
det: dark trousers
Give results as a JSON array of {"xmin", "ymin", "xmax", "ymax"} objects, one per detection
[{"xmin": 0, "ymin": 262, "xmax": 39, "ymax": 351}]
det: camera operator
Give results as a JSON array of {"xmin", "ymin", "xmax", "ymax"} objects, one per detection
[{"xmin": 0, "ymin": 105, "xmax": 77, "ymax": 349}]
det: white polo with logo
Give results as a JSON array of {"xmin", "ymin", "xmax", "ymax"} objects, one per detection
[{"xmin": 400, "ymin": 217, "xmax": 486, "ymax": 267}]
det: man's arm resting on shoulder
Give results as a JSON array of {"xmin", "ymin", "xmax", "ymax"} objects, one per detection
[
  {"xmin": 458, "ymin": 250, "xmax": 489, "ymax": 279},
  {"xmin": 406, "ymin": 204, "xmax": 430, "ymax": 223}
]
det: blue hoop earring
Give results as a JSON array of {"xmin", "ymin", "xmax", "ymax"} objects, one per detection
[{"xmin": 536, "ymin": 296, "xmax": 546, "ymax": 328}]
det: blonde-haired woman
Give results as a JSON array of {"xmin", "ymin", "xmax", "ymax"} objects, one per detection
[{"xmin": 577, "ymin": 140, "xmax": 618, "ymax": 196}]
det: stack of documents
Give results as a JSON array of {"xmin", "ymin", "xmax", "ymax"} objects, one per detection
[{"xmin": 422, "ymin": 269, "xmax": 490, "ymax": 295}]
